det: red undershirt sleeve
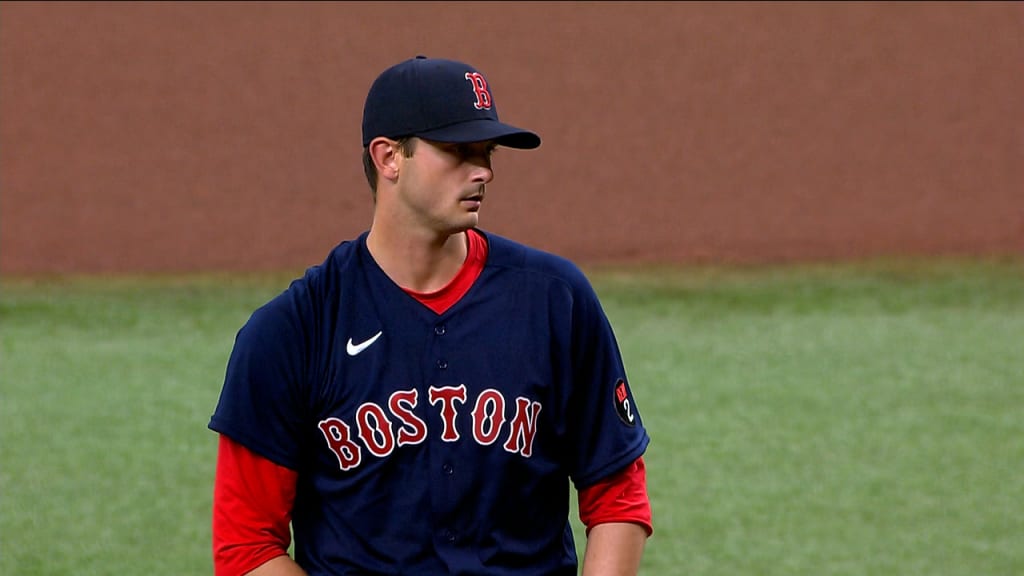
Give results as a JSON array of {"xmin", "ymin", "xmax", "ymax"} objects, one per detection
[
  {"xmin": 213, "ymin": 434, "xmax": 298, "ymax": 576},
  {"xmin": 577, "ymin": 456, "xmax": 653, "ymax": 537}
]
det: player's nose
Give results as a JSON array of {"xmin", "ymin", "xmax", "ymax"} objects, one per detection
[{"xmin": 470, "ymin": 163, "xmax": 494, "ymax": 184}]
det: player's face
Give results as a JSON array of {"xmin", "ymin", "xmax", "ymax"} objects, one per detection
[{"xmin": 395, "ymin": 138, "xmax": 496, "ymax": 235}]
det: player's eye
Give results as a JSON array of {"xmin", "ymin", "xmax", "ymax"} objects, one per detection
[
  {"xmin": 462, "ymin": 143, "xmax": 497, "ymax": 158},
  {"xmin": 440, "ymin": 143, "xmax": 467, "ymax": 158},
  {"xmin": 434, "ymin": 141, "xmax": 496, "ymax": 162}
]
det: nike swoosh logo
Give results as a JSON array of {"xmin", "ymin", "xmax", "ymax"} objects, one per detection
[{"xmin": 346, "ymin": 331, "xmax": 382, "ymax": 356}]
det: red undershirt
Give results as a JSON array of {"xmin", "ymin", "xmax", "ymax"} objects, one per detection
[{"xmin": 212, "ymin": 229, "xmax": 652, "ymax": 575}]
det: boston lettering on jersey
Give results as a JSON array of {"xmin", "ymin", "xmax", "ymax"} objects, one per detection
[{"xmin": 318, "ymin": 384, "xmax": 542, "ymax": 471}]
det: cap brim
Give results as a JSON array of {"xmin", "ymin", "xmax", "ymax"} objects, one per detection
[{"xmin": 416, "ymin": 119, "xmax": 541, "ymax": 149}]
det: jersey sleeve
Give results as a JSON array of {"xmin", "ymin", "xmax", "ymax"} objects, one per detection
[
  {"xmin": 565, "ymin": 271, "xmax": 650, "ymax": 488},
  {"xmin": 577, "ymin": 456, "xmax": 653, "ymax": 536},
  {"xmin": 213, "ymin": 434, "xmax": 297, "ymax": 576},
  {"xmin": 208, "ymin": 283, "xmax": 313, "ymax": 469}
]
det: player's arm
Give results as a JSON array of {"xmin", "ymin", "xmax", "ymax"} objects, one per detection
[
  {"xmin": 213, "ymin": 434, "xmax": 305, "ymax": 576},
  {"xmin": 244, "ymin": 556, "xmax": 308, "ymax": 576},
  {"xmin": 582, "ymin": 522, "xmax": 648, "ymax": 576},
  {"xmin": 578, "ymin": 457, "xmax": 652, "ymax": 576}
]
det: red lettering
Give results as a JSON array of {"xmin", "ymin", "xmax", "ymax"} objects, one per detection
[
  {"xmin": 322, "ymin": 387, "xmax": 543, "ymax": 468},
  {"xmin": 389, "ymin": 389, "xmax": 427, "ymax": 446},
  {"xmin": 429, "ymin": 385, "xmax": 467, "ymax": 442},
  {"xmin": 471, "ymin": 389, "xmax": 507, "ymax": 446},
  {"xmin": 504, "ymin": 397, "xmax": 542, "ymax": 457},
  {"xmin": 318, "ymin": 417, "xmax": 362, "ymax": 471},
  {"xmin": 464, "ymin": 72, "xmax": 492, "ymax": 110},
  {"xmin": 356, "ymin": 403, "xmax": 396, "ymax": 457}
]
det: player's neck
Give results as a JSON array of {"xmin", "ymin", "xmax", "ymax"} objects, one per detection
[{"xmin": 366, "ymin": 225, "xmax": 468, "ymax": 294}]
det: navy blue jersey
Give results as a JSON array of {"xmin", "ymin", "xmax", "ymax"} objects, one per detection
[{"xmin": 209, "ymin": 229, "xmax": 649, "ymax": 575}]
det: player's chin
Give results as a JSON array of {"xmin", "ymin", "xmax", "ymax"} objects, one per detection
[
  {"xmin": 457, "ymin": 203, "xmax": 481, "ymax": 218},
  {"xmin": 448, "ymin": 212, "xmax": 480, "ymax": 233}
]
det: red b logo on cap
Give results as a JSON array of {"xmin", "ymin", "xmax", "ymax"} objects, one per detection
[{"xmin": 465, "ymin": 72, "xmax": 492, "ymax": 110}]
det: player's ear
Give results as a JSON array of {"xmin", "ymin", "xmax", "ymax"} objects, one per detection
[{"xmin": 369, "ymin": 137, "xmax": 402, "ymax": 184}]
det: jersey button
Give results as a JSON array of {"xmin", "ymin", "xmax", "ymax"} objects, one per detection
[
  {"xmin": 443, "ymin": 529, "xmax": 457, "ymax": 543},
  {"xmin": 436, "ymin": 359, "xmax": 448, "ymax": 369},
  {"xmin": 434, "ymin": 324, "xmax": 446, "ymax": 335},
  {"xmin": 442, "ymin": 463, "xmax": 454, "ymax": 475}
]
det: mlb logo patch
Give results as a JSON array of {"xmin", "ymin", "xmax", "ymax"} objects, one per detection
[{"xmin": 614, "ymin": 379, "xmax": 636, "ymax": 426}]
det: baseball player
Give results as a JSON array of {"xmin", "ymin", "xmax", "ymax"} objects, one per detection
[{"xmin": 209, "ymin": 55, "xmax": 652, "ymax": 575}]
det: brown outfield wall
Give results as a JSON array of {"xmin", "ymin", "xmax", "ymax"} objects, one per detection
[{"xmin": 1, "ymin": 2, "xmax": 1021, "ymax": 276}]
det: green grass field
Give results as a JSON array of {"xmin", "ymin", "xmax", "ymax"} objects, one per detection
[{"xmin": 2, "ymin": 258, "xmax": 1022, "ymax": 575}]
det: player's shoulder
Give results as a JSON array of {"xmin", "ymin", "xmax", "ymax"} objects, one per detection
[
  {"xmin": 297, "ymin": 233, "xmax": 365, "ymax": 293},
  {"xmin": 479, "ymin": 229, "xmax": 594, "ymax": 293},
  {"xmin": 243, "ymin": 233, "xmax": 366, "ymax": 331}
]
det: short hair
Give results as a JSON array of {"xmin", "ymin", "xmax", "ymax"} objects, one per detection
[{"xmin": 362, "ymin": 137, "xmax": 417, "ymax": 198}]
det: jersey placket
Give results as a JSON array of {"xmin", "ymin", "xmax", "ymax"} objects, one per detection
[{"xmin": 423, "ymin": 314, "xmax": 466, "ymax": 558}]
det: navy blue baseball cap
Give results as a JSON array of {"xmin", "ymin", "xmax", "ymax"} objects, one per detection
[{"xmin": 361, "ymin": 56, "xmax": 541, "ymax": 149}]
